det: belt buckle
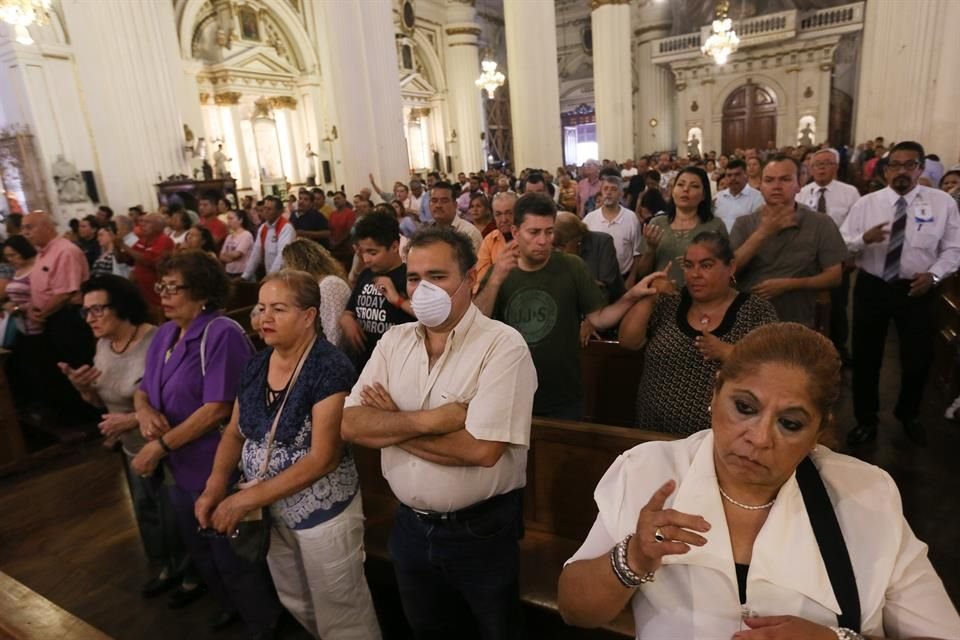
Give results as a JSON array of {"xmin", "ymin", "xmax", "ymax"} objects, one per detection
[{"xmin": 411, "ymin": 507, "xmax": 452, "ymax": 521}]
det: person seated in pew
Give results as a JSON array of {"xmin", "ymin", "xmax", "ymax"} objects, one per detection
[
  {"xmin": 341, "ymin": 227, "xmax": 537, "ymax": 640},
  {"xmin": 558, "ymin": 323, "xmax": 960, "ymax": 639},
  {"xmin": 619, "ymin": 232, "xmax": 777, "ymax": 435}
]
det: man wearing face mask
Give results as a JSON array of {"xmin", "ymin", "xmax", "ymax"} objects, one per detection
[{"xmin": 341, "ymin": 226, "xmax": 537, "ymax": 640}]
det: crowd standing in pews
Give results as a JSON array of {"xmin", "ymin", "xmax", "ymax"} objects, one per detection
[{"xmin": 0, "ymin": 136, "xmax": 958, "ymax": 638}]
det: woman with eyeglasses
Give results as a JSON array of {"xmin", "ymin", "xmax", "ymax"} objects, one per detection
[
  {"xmin": 57, "ymin": 276, "xmax": 199, "ymax": 602},
  {"xmin": 132, "ymin": 250, "xmax": 280, "ymax": 637},
  {"xmin": 197, "ymin": 270, "xmax": 381, "ymax": 640}
]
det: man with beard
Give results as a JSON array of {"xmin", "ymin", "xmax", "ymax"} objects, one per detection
[
  {"xmin": 474, "ymin": 191, "xmax": 517, "ymax": 292},
  {"xmin": 841, "ymin": 141, "xmax": 960, "ymax": 446},
  {"xmin": 582, "ymin": 175, "xmax": 642, "ymax": 286}
]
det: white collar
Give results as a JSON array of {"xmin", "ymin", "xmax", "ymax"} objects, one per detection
[{"xmin": 662, "ymin": 432, "xmax": 842, "ymax": 615}]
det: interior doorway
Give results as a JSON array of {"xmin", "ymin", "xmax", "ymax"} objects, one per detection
[{"xmin": 721, "ymin": 83, "xmax": 778, "ymax": 154}]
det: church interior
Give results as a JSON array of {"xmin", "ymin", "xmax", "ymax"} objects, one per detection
[{"xmin": 0, "ymin": 0, "xmax": 959, "ymax": 638}]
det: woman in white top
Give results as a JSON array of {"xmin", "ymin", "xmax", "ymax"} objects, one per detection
[
  {"xmin": 167, "ymin": 209, "xmax": 191, "ymax": 246},
  {"xmin": 281, "ymin": 238, "xmax": 351, "ymax": 349},
  {"xmin": 559, "ymin": 323, "xmax": 960, "ymax": 639},
  {"xmin": 219, "ymin": 209, "xmax": 254, "ymax": 277}
]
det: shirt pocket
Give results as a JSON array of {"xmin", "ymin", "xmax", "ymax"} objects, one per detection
[{"xmin": 910, "ymin": 225, "xmax": 939, "ymax": 250}]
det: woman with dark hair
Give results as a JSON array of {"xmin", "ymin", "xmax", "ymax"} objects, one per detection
[
  {"xmin": 132, "ymin": 250, "xmax": 279, "ymax": 636},
  {"xmin": 167, "ymin": 209, "xmax": 192, "ymax": 246},
  {"xmin": 90, "ymin": 222, "xmax": 121, "ymax": 278},
  {"xmin": 620, "ymin": 232, "xmax": 776, "ymax": 434},
  {"xmin": 469, "ymin": 192, "xmax": 495, "ymax": 236},
  {"xmin": 940, "ymin": 169, "xmax": 960, "ymax": 207},
  {"xmin": 75, "ymin": 214, "xmax": 101, "ymax": 268},
  {"xmin": 636, "ymin": 166, "xmax": 727, "ymax": 287},
  {"xmin": 624, "ymin": 174, "xmax": 646, "ymax": 212},
  {"xmin": 184, "ymin": 225, "xmax": 218, "ymax": 258},
  {"xmin": 1, "ymin": 237, "xmax": 38, "ymax": 395},
  {"xmin": 219, "ymin": 209, "xmax": 254, "ymax": 278}
]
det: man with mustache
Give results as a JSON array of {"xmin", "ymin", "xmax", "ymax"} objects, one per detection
[{"xmin": 841, "ymin": 141, "xmax": 960, "ymax": 447}]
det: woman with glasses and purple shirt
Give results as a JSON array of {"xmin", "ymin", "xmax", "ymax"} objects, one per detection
[{"xmin": 132, "ymin": 250, "xmax": 281, "ymax": 638}]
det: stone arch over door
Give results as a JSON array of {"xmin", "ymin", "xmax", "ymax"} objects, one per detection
[{"xmin": 721, "ymin": 83, "xmax": 778, "ymax": 155}]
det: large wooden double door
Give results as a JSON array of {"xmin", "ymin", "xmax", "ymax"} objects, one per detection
[{"xmin": 721, "ymin": 83, "xmax": 777, "ymax": 154}]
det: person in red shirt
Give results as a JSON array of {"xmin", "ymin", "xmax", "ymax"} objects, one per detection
[
  {"xmin": 117, "ymin": 213, "xmax": 174, "ymax": 319},
  {"xmin": 329, "ymin": 191, "xmax": 357, "ymax": 250},
  {"xmin": 197, "ymin": 191, "xmax": 228, "ymax": 248}
]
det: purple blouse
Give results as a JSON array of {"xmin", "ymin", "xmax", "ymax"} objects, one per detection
[{"xmin": 140, "ymin": 311, "xmax": 253, "ymax": 491}]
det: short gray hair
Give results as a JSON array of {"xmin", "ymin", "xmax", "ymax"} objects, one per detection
[
  {"xmin": 601, "ymin": 174, "xmax": 623, "ymax": 191},
  {"xmin": 812, "ymin": 148, "xmax": 840, "ymax": 164}
]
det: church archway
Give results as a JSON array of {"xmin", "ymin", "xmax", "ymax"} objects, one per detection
[{"xmin": 721, "ymin": 83, "xmax": 777, "ymax": 155}]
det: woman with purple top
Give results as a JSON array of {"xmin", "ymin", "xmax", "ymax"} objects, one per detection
[{"xmin": 131, "ymin": 250, "xmax": 280, "ymax": 638}]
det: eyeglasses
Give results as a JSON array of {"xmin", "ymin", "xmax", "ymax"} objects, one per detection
[
  {"xmin": 80, "ymin": 304, "xmax": 112, "ymax": 319},
  {"xmin": 811, "ymin": 162, "xmax": 837, "ymax": 169},
  {"xmin": 154, "ymin": 282, "xmax": 189, "ymax": 296},
  {"xmin": 886, "ymin": 160, "xmax": 920, "ymax": 172}
]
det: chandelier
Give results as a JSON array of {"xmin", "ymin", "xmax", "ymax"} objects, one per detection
[
  {"xmin": 0, "ymin": 0, "xmax": 52, "ymax": 45},
  {"xmin": 475, "ymin": 54, "xmax": 505, "ymax": 100},
  {"xmin": 701, "ymin": 0, "xmax": 739, "ymax": 65}
]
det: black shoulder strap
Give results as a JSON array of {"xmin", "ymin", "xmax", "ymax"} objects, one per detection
[{"xmin": 795, "ymin": 456, "xmax": 861, "ymax": 631}]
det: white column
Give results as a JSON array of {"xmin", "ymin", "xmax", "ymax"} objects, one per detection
[
  {"xmin": 854, "ymin": 0, "xmax": 960, "ymax": 164},
  {"xmin": 444, "ymin": 1, "xmax": 485, "ymax": 173},
  {"xmin": 634, "ymin": 0, "xmax": 675, "ymax": 155},
  {"xmin": 592, "ymin": 0, "xmax": 633, "ymax": 162},
  {"xmin": 60, "ymin": 0, "xmax": 189, "ymax": 208},
  {"xmin": 503, "ymin": 0, "xmax": 563, "ymax": 171},
  {"xmin": 312, "ymin": 0, "xmax": 408, "ymax": 192}
]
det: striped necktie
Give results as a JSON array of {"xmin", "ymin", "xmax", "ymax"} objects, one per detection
[
  {"xmin": 816, "ymin": 187, "xmax": 827, "ymax": 214},
  {"xmin": 882, "ymin": 197, "xmax": 908, "ymax": 282}
]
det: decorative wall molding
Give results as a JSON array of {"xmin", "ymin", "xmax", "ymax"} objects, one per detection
[
  {"xmin": 591, "ymin": 0, "xmax": 629, "ymax": 10},
  {"xmin": 213, "ymin": 91, "xmax": 242, "ymax": 105},
  {"xmin": 269, "ymin": 95, "xmax": 297, "ymax": 109}
]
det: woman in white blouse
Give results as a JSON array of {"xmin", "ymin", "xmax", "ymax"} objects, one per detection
[
  {"xmin": 558, "ymin": 323, "xmax": 960, "ymax": 639},
  {"xmin": 281, "ymin": 238, "xmax": 351, "ymax": 349}
]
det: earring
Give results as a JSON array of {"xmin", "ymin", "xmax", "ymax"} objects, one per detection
[
  {"xmin": 707, "ymin": 404, "xmax": 712, "ymax": 414},
  {"xmin": 730, "ymin": 275, "xmax": 737, "ymax": 286}
]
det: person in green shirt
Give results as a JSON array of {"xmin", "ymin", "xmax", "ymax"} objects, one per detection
[{"xmin": 475, "ymin": 193, "xmax": 660, "ymax": 419}]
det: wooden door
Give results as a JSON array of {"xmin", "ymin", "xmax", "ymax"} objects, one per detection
[{"xmin": 721, "ymin": 83, "xmax": 778, "ymax": 155}]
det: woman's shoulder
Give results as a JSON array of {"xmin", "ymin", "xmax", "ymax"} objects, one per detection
[
  {"xmin": 319, "ymin": 274, "xmax": 350, "ymax": 293},
  {"xmin": 598, "ymin": 432, "xmax": 707, "ymax": 498},
  {"xmin": 813, "ymin": 446, "xmax": 898, "ymax": 504}
]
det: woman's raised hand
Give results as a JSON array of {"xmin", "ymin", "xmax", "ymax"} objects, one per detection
[{"xmin": 627, "ymin": 480, "xmax": 711, "ymax": 576}]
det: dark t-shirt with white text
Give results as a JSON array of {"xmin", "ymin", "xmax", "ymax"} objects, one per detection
[{"xmin": 346, "ymin": 264, "xmax": 415, "ymax": 367}]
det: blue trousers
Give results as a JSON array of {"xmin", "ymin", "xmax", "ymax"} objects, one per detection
[{"xmin": 388, "ymin": 490, "xmax": 525, "ymax": 640}]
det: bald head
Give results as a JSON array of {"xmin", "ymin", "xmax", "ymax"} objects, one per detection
[
  {"xmin": 141, "ymin": 213, "xmax": 167, "ymax": 238},
  {"xmin": 23, "ymin": 211, "xmax": 56, "ymax": 248}
]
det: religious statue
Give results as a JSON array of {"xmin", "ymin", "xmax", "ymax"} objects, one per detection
[
  {"xmin": 686, "ymin": 133, "xmax": 702, "ymax": 159},
  {"xmin": 305, "ymin": 143, "xmax": 318, "ymax": 185},
  {"xmin": 213, "ymin": 144, "xmax": 231, "ymax": 179},
  {"xmin": 799, "ymin": 123, "xmax": 815, "ymax": 147},
  {"xmin": 51, "ymin": 154, "xmax": 89, "ymax": 203}
]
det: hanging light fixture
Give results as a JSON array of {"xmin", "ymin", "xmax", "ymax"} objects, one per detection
[
  {"xmin": 475, "ymin": 51, "xmax": 505, "ymax": 100},
  {"xmin": 701, "ymin": 0, "xmax": 739, "ymax": 65},
  {"xmin": 0, "ymin": 0, "xmax": 52, "ymax": 45}
]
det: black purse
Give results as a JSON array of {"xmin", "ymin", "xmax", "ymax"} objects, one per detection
[{"xmin": 228, "ymin": 337, "xmax": 315, "ymax": 564}]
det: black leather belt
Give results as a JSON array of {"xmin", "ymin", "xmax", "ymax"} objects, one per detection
[{"xmin": 403, "ymin": 489, "xmax": 521, "ymax": 522}]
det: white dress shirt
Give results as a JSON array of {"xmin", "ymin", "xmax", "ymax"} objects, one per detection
[
  {"xmin": 449, "ymin": 215, "xmax": 483, "ymax": 253},
  {"xmin": 840, "ymin": 185, "xmax": 960, "ymax": 280},
  {"xmin": 567, "ymin": 430, "xmax": 960, "ymax": 638},
  {"xmin": 583, "ymin": 205, "xmax": 643, "ymax": 275},
  {"xmin": 242, "ymin": 218, "xmax": 296, "ymax": 280},
  {"xmin": 715, "ymin": 185, "xmax": 765, "ymax": 232},
  {"xmin": 344, "ymin": 304, "xmax": 537, "ymax": 512},
  {"xmin": 796, "ymin": 179, "xmax": 861, "ymax": 229}
]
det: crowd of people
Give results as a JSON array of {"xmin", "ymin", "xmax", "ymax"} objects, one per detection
[{"xmin": 0, "ymin": 134, "xmax": 958, "ymax": 639}]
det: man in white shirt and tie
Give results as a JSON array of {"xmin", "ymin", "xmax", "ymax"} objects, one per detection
[
  {"xmin": 796, "ymin": 148, "xmax": 861, "ymax": 361},
  {"xmin": 841, "ymin": 141, "xmax": 960, "ymax": 447},
  {"xmin": 714, "ymin": 159, "xmax": 764, "ymax": 232}
]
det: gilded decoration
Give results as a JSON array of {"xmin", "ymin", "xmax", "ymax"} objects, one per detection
[
  {"xmin": 444, "ymin": 26, "xmax": 481, "ymax": 37},
  {"xmin": 214, "ymin": 91, "xmax": 242, "ymax": 105},
  {"xmin": 199, "ymin": 92, "xmax": 211, "ymax": 104},
  {"xmin": 269, "ymin": 96, "xmax": 298, "ymax": 110}
]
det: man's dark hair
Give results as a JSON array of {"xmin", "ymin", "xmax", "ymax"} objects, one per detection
[
  {"xmin": 157, "ymin": 250, "xmax": 229, "ymax": 309},
  {"xmin": 333, "ymin": 191, "xmax": 346, "ymax": 198},
  {"xmin": 97, "ymin": 206, "xmax": 114, "ymax": 220},
  {"xmin": 762, "ymin": 154, "xmax": 801, "ymax": 180},
  {"xmin": 927, "ymin": 154, "xmax": 940, "ymax": 162},
  {"xmin": 311, "ymin": 187, "xmax": 325, "ymax": 198},
  {"xmin": 298, "ymin": 188, "xmax": 314, "ymax": 201},
  {"xmin": 726, "ymin": 158, "xmax": 747, "ymax": 172},
  {"xmin": 353, "ymin": 212, "xmax": 399, "ymax": 248},
  {"xmin": 689, "ymin": 231, "xmax": 734, "ymax": 265},
  {"xmin": 4, "ymin": 234, "xmax": 36, "ymax": 260},
  {"xmin": 407, "ymin": 226, "xmax": 477, "ymax": 275},
  {"xmin": 427, "ymin": 171, "xmax": 441, "ymax": 180},
  {"xmin": 431, "ymin": 180, "xmax": 456, "ymax": 199},
  {"xmin": 263, "ymin": 195, "xmax": 284, "ymax": 213},
  {"xmin": 599, "ymin": 167, "xmax": 621, "ymax": 180},
  {"xmin": 514, "ymin": 192, "xmax": 557, "ymax": 226},
  {"xmin": 82, "ymin": 214, "xmax": 100, "ymax": 230},
  {"xmin": 645, "ymin": 169, "xmax": 661, "ymax": 183},
  {"xmin": 889, "ymin": 141, "xmax": 926, "ymax": 166},
  {"xmin": 81, "ymin": 274, "xmax": 149, "ymax": 324},
  {"xmin": 198, "ymin": 190, "xmax": 221, "ymax": 205},
  {"xmin": 128, "ymin": 205, "xmax": 144, "ymax": 216},
  {"xmin": 166, "ymin": 201, "xmax": 185, "ymax": 214},
  {"xmin": 5, "ymin": 212, "xmax": 22, "ymax": 232}
]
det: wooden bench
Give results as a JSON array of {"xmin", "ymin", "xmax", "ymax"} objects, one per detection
[
  {"xmin": 579, "ymin": 340, "xmax": 643, "ymax": 428},
  {"xmin": 0, "ymin": 572, "xmax": 111, "ymax": 639},
  {"xmin": 0, "ymin": 350, "xmax": 27, "ymax": 476},
  {"xmin": 355, "ymin": 418, "xmax": 674, "ymax": 638}
]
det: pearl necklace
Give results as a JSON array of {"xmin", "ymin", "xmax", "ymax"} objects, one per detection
[{"xmin": 718, "ymin": 485, "xmax": 775, "ymax": 511}]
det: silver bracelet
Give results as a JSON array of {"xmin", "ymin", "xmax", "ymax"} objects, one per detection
[
  {"xmin": 829, "ymin": 627, "xmax": 865, "ymax": 640},
  {"xmin": 609, "ymin": 534, "xmax": 655, "ymax": 588}
]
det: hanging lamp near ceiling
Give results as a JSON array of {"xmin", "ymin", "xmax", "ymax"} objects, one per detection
[
  {"xmin": 475, "ymin": 50, "xmax": 505, "ymax": 100},
  {"xmin": 701, "ymin": 0, "xmax": 740, "ymax": 65}
]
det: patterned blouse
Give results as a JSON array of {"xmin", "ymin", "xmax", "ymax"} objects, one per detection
[
  {"xmin": 635, "ymin": 289, "xmax": 777, "ymax": 435},
  {"xmin": 237, "ymin": 336, "xmax": 358, "ymax": 530}
]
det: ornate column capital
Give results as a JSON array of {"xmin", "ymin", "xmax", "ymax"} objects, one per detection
[
  {"xmin": 269, "ymin": 96, "xmax": 298, "ymax": 110},
  {"xmin": 213, "ymin": 91, "xmax": 242, "ymax": 106}
]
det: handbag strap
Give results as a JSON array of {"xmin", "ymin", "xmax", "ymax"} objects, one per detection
[
  {"xmin": 256, "ymin": 337, "xmax": 316, "ymax": 480},
  {"xmin": 200, "ymin": 316, "xmax": 253, "ymax": 376},
  {"xmin": 795, "ymin": 456, "xmax": 861, "ymax": 631}
]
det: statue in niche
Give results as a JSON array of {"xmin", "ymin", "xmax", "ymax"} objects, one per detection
[
  {"xmin": 305, "ymin": 143, "xmax": 318, "ymax": 185},
  {"xmin": 686, "ymin": 133, "xmax": 702, "ymax": 158},
  {"xmin": 799, "ymin": 123, "xmax": 815, "ymax": 147},
  {"xmin": 213, "ymin": 144, "xmax": 231, "ymax": 179},
  {"xmin": 51, "ymin": 154, "xmax": 89, "ymax": 203}
]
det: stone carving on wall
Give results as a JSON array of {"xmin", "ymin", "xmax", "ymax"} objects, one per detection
[{"xmin": 51, "ymin": 154, "xmax": 89, "ymax": 203}]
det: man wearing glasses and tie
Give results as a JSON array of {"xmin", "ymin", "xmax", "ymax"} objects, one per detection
[{"xmin": 842, "ymin": 141, "xmax": 960, "ymax": 447}]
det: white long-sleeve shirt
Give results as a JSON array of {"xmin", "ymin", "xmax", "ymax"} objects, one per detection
[
  {"xmin": 242, "ymin": 218, "xmax": 296, "ymax": 280},
  {"xmin": 796, "ymin": 179, "xmax": 861, "ymax": 229}
]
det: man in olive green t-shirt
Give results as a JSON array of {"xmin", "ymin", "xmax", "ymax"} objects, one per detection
[{"xmin": 475, "ymin": 193, "xmax": 657, "ymax": 419}]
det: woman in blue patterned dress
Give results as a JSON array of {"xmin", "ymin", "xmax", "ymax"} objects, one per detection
[{"xmin": 195, "ymin": 269, "xmax": 381, "ymax": 640}]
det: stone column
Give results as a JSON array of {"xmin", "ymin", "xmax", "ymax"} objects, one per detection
[
  {"xmin": 855, "ymin": 0, "xmax": 960, "ymax": 163},
  {"xmin": 503, "ymin": 0, "xmax": 563, "ymax": 171},
  {"xmin": 633, "ymin": 0, "xmax": 675, "ymax": 156},
  {"xmin": 59, "ymin": 0, "xmax": 189, "ymax": 208},
  {"xmin": 592, "ymin": 0, "xmax": 633, "ymax": 162},
  {"xmin": 444, "ymin": 1, "xmax": 485, "ymax": 173},
  {"xmin": 312, "ymin": 0, "xmax": 409, "ymax": 191}
]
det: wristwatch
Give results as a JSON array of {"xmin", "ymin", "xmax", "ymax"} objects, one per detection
[
  {"xmin": 829, "ymin": 627, "xmax": 865, "ymax": 640},
  {"xmin": 931, "ymin": 273, "xmax": 942, "ymax": 286}
]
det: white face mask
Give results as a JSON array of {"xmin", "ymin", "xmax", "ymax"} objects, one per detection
[{"xmin": 410, "ymin": 278, "xmax": 464, "ymax": 328}]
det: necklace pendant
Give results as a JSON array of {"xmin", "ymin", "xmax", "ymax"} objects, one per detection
[{"xmin": 699, "ymin": 314, "xmax": 709, "ymax": 326}]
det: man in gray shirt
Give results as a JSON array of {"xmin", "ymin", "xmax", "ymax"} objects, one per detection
[{"xmin": 731, "ymin": 155, "xmax": 847, "ymax": 327}]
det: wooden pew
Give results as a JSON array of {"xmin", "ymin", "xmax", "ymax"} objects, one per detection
[
  {"xmin": 355, "ymin": 418, "xmax": 674, "ymax": 638},
  {"xmin": 0, "ymin": 350, "xmax": 28, "ymax": 476},
  {"xmin": 579, "ymin": 340, "xmax": 643, "ymax": 428},
  {"xmin": 0, "ymin": 572, "xmax": 111, "ymax": 639}
]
